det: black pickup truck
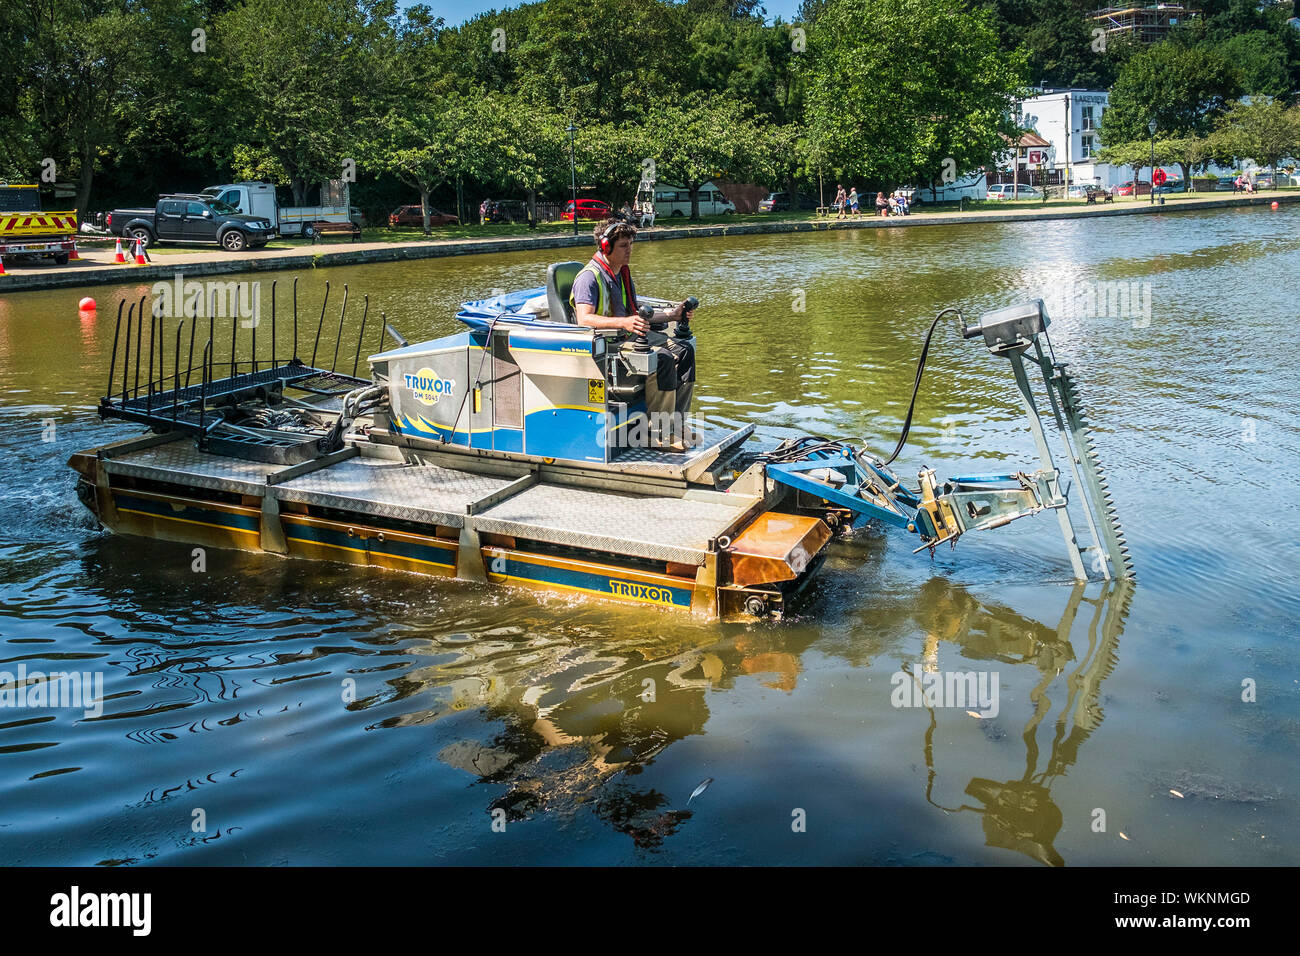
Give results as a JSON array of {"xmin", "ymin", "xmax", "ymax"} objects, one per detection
[{"xmin": 102, "ymin": 194, "xmax": 276, "ymax": 252}]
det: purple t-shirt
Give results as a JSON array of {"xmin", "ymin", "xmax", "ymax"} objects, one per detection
[{"xmin": 572, "ymin": 260, "xmax": 637, "ymax": 317}]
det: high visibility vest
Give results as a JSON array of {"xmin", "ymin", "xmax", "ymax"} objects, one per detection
[{"xmin": 570, "ymin": 257, "xmax": 635, "ymax": 316}]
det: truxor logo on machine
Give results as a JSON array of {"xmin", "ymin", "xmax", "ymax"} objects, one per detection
[{"xmin": 404, "ymin": 368, "xmax": 456, "ymax": 407}]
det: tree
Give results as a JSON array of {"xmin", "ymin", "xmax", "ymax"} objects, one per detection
[
  {"xmin": 366, "ymin": 94, "xmax": 494, "ymax": 233},
  {"xmin": 216, "ymin": 0, "xmax": 394, "ymax": 206},
  {"xmin": 802, "ymin": 0, "xmax": 1028, "ymax": 189},
  {"xmin": 474, "ymin": 97, "xmax": 570, "ymax": 220},
  {"xmin": 1220, "ymin": 31, "xmax": 1290, "ymax": 98},
  {"xmin": 1097, "ymin": 136, "xmax": 1195, "ymax": 184},
  {"xmin": 1102, "ymin": 42, "xmax": 1240, "ymax": 148},
  {"xmin": 1211, "ymin": 98, "xmax": 1300, "ymax": 174},
  {"xmin": 511, "ymin": 0, "xmax": 678, "ymax": 125},
  {"xmin": 644, "ymin": 94, "xmax": 771, "ymax": 219},
  {"xmin": 4, "ymin": 0, "xmax": 192, "ymax": 212}
]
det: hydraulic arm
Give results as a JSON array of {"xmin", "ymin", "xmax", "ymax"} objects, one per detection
[{"xmin": 763, "ymin": 300, "xmax": 1134, "ymax": 582}]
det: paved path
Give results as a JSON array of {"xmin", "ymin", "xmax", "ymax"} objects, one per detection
[{"xmin": 1, "ymin": 191, "xmax": 1293, "ymax": 294}]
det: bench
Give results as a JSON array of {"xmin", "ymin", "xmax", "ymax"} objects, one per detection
[
  {"xmin": 1085, "ymin": 188, "xmax": 1114, "ymax": 205},
  {"xmin": 308, "ymin": 221, "xmax": 361, "ymax": 243}
]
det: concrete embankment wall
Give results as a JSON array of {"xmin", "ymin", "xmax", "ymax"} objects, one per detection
[{"xmin": 2, "ymin": 192, "xmax": 1294, "ymax": 294}]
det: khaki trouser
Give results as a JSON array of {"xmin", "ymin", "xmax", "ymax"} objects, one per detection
[{"xmin": 643, "ymin": 331, "xmax": 695, "ymax": 445}]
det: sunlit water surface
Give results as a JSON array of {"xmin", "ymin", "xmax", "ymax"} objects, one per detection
[{"xmin": 1, "ymin": 205, "xmax": 1296, "ymax": 864}]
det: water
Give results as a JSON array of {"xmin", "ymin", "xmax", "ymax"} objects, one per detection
[{"xmin": 1, "ymin": 206, "xmax": 1297, "ymax": 865}]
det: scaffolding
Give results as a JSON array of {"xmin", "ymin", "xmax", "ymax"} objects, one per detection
[{"xmin": 1090, "ymin": 4, "xmax": 1200, "ymax": 44}]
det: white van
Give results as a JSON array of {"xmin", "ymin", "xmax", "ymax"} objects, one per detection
[
  {"xmin": 201, "ymin": 181, "xmax": 361, "ymax": 237},
  {"xmin": 653, "ymin": 181, "xmax": 736, "ymax": 217}
]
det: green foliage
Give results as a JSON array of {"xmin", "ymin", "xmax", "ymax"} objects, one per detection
[
  {"xmin": 644, "ymin": 93, "xmax": 772, "ymax": 218},
  {"xmin": 1102, "ymin": 42, "xmax": 1240, "ymax": 146},
  {"xmin": 803, "ymin": 0, "xmax": 1028, "ymax": 187},
  {"xmin": 214, "ymin": 0, "xmax": 394, "ymax": 204},
  {"xmin": 1209, "ymin": 98, "xmax": 1300, "ymax": 170},
  {"xmin": 1219, "ymin": 31, "xmax": 1290, "ymax": 98}
]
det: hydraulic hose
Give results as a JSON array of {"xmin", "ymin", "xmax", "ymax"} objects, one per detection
[{"xmin": 879, "ymin": 307, "xmax": 961, "ymax": 467}]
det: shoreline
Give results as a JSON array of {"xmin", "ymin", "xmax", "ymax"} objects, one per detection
[{"xmin": 1, "ymin": 191, "xmax": 1293, "ymax": 294}]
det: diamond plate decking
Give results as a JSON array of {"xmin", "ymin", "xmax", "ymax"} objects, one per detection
[
  {"xmin": 474, "ymin": 482, "xmax": 745, "ymax": 565},
  {"xmin": 275, "ymin": 457, "xmax": 513, "ymax": 528},
  {"xmin": 104, "ymin": 439, "xmax": 283, "ymax": 493}
]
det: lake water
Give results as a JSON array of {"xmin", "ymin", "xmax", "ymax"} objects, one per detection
[{"xmin": 1, "ymin": 205, "xmax": 1296, "ymax": 865}]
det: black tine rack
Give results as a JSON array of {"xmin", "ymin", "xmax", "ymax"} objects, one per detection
[{"xmin": 98, "ymin": 278, "xmax": 391, "ymax": 465}]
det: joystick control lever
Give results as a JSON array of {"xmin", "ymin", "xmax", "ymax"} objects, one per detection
[
  {"xmin": 675, "ymin": 296, "xmax": 698, "ymax": 340},
  {"xmin": 634, "ymin": 304, "xmax": 655, "ymax": 352}
]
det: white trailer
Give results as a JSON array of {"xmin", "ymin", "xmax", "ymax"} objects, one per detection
[
  {"xmin": 201, "ymin": 181, "xmax": 361, "ymax": 237},
  {"xmin": 909, "ymin": 170, "xmax": 988, "ymax": 204}
]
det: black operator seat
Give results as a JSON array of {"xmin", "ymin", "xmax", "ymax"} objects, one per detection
[
  {"xmin": 546, "ymin": 261, "xmax": 583, "ymax": 324},
  {"xmin": 545, "ymin": 260, "xmax": 648, "ymax": 404}
]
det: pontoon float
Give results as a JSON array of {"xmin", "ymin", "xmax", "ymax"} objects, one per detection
[{"xmin": 68, "ymin": 266, "xmax": 1133, "ymax": 619}]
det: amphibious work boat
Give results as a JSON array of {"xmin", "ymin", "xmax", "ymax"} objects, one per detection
[{"xmin": 68, "ymin": 266, "xmax": 1133, "ymax": 619}]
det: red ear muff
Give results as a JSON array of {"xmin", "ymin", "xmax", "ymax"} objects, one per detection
[{"xmin": 598, "ymin": 221, "xmax": 618, "ymax": 254}]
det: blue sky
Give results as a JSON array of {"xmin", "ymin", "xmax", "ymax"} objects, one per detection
[{"xmin": 420, "ymin": 0, "xmax": 804, "ymax": 25}]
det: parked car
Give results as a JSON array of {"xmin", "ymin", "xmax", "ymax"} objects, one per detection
[
  {"xmin": 561, "ymin": 199, "xmax": 612, "ymax": 222},
  {"xmin": 1115, "ymin": 180, "xmax": 1152, "ymax": 197},
  {"xmin": 1214, "ymin": 177, "xmax": 1237, "ymax": 191},
  {"xmin": 1155, "ymin": 178, "xmax": 1187, "ymax": 194},
  {"xmin": 1066, "ymin": 184, "xmax": 1095, "ymax": 199},
  {"xmin": 389, "ymin": 204, "xmax": 458, "ymax": 228},
  {"xmin": 986, "ymin": 184, "xmax": 1041, "ymax": 200},
  {"xmin": 758, "ymin": 191, "xmax": 817, "ymax": 212},
  {"xmin": 103, "ymin": 194, "xmax": 277, "ymax": 251},
  {"xmin": 1255, "ymin": 175, "xmax": 1275, "ymax": 189},
  {"xmin": 482, "ymin": 199, "xmax": 529, "ymax": 224}
]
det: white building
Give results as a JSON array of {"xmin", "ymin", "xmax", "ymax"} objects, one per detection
[{"xmin": 1016, "ymin": 89, "xmax": 1140, "ymax": 188}]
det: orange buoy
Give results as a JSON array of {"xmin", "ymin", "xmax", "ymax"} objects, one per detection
[
  {"xmin": 113, "ymin": 238, "xmax": 126, "ymax": 263},
  {"xmin": 78, "ymin": 297, "xmax": 96, "ymax": 310},
  {"xmin": 1271, "ymin": 201, "xmax": 1279, "ymax": 210}
]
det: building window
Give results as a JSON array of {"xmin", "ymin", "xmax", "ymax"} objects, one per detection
[
  {"xmin": 1081, "ymin": 106, "xmax": 1097, "ymax": 131},
  {"xmin": 1081, "ymin": 136, "xmax": 1097, "ymax": 159}
]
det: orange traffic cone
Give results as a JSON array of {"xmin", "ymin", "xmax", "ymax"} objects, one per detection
[
  {"xmin": 67, "ymin": 243, "xmax": 80, "ymax": 261},
  {"xmin": 113, "ymin": 238, "xmax": 126, "ymax": 263},
  {"xmin": 0, "ymin": 256, "xmax": 6, "ymax": 275},
  {"xmin": 132, "ymin": 238, "xmax": 147, "ymax": 266}
]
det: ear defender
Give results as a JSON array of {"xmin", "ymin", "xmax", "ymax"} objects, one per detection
[{"xmin": 598, "ymin": 221, "xmax": 619, "ymax": 254}]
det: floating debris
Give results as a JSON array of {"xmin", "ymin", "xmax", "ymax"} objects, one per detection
[
  {"xmin": 687, "ymin": 777, "xmax": 714, "ymax": 805},
  {"xmin": 1170, "ymin": 789, "xmax": 1185, "ymax": 798}
]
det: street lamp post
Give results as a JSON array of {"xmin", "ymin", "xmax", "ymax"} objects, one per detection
[
  {"xmin": 566, "ymin": 123, "xmax": 578, "ymax": 237},
  {"xmin": 1148, "ymin": 119, "xmax": 1157, "ymax": 206}
]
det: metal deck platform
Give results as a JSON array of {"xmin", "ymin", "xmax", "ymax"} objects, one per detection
[
  {"xmin": 473, "ymin": 482, "xmax": 747, "ymax": 565},
  {"xmin": 97, "ymin": 434, "xmax": 757, "ymax": 565}
]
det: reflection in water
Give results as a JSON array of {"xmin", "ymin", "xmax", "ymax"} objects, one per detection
[
  {"xmin": 362, "ymin": 626, "xmax": 819, "ymax": 849},
  {"xmin": 910, "ymin": 581, "xmax": 1131, "ymax": 866}
]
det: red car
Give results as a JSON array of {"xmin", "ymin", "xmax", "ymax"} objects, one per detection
[
  {"xmin": 388, "ymin": 204, "xmax": 458, "ymax": 228},
  {"xmin": 1114, "ymin": 180, "xmax": 1151, "ymax": 197},
  {"xmin": 561, "ymin": 199, "xmax": 612, "ymax": 222}
]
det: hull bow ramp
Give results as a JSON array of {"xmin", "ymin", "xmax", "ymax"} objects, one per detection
[{"xmin": 70, "ymin": 280, "xmax": 1132, "ymax": 620}]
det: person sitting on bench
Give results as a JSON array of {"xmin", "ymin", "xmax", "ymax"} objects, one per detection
[{"xmin": 570, "ymin": 217, "xmax": 697, "ymax": 451}]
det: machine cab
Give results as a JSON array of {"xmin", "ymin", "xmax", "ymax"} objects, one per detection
[{"xmin": 369, "ymin": 262, "xmax": 745, "ymax": 473}]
